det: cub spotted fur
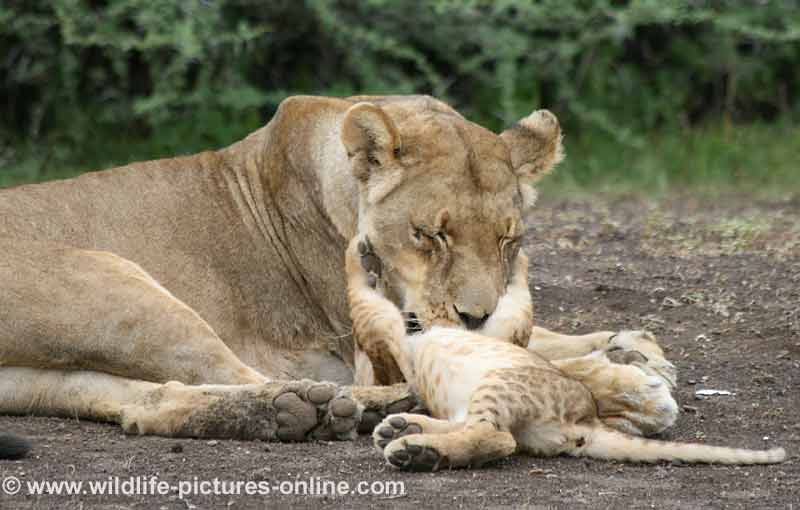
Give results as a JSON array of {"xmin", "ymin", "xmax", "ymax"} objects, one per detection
[{"xmin": 346, "ymin": 238, "xmax": 786, "ymax": 470}]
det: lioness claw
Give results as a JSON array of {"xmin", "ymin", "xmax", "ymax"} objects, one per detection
[
  {"xmin": 385, "ymin": 395, "xmax": 419, "ymax": 415},
  {"xmin": 349, "ymin": 384, "xmax": 426, "ymax": 434}
]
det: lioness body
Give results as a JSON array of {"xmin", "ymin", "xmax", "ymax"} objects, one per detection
[
  {"xmin": 0, "ymin": 101, "xmax": 357, "ymax": 383},
  {"xmin": 1, "ymin": 95, "xmax": 676, "ymax": 440},
  {"xmin": 344, "ymin": 240, "xmax": 786, "ymax": 469}
]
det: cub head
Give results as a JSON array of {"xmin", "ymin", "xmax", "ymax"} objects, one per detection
[{"xmin": 341, "ymin": 97, "xmax": 563, "ymax": 333}]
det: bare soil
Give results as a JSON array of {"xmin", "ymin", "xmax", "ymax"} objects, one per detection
[{"xmin": 2, "ymin": 194, "xmax": 798, "ymax": 510}]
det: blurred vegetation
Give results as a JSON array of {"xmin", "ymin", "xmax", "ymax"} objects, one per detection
[{"xmin": 1, "ymin": 0, "xmax": 798, "ymax": 192}]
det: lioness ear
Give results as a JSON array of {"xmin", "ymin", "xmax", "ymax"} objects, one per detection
[
  {"xmin": 341, "ymin": 102, "xmax": 401, "ymax": 182},
  {"xmin": 500, "ymin": 109, "xmax": 564, "ymax": 183}
]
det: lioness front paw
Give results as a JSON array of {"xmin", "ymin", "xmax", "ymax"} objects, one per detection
[
  {"xmin": 350, "ymin": 384, "xmax": 426, "ymax": 434},
  {"xmin": 373, "ymin": 414, "xmax": 424, "ymax": 451},
  {"xmin": 274, "ymin": 380, "xmax": 361, "ymax": 441}
]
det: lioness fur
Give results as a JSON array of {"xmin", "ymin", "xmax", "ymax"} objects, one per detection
[{"xmin": 0, "ymin": 95, "xmax": 676, "ymax": 440}]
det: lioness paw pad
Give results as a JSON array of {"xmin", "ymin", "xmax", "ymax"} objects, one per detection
[{"xmin": 273, "ymin": 380, "xmax": 361, "ymax": 441}]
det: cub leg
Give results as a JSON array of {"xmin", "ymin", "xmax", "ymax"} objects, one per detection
[
  {"xmin": 381, "ymin": 421, "xmax": 517, "ymax": 471},
  {"xmin": 552, "ymin": 350, "xmax": 678, "ymax": 436},
  {"xmin": 344, "ymin": 238, "xmax": 428, "ymax": 432},
  {"xmin": 345, "ymin": 237, "xmax": 415, "ymax": 383},
  {"xmin": 531, "ymin": 327, "xmax": 678, "ymax": 436},
  {"xmin": 379, "ymin": 375, "xmax": 533, "ymax": 471}
]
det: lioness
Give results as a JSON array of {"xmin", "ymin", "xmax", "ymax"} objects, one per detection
[
  {"xmin": 345, "ymin": 237, "xmax": 785, "ymax": 469},
  {"xmin": 0, "ymin": 95, "xmax": 676, "ymax": 442}
]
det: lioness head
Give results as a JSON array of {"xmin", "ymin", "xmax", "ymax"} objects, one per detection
[{"xmin": 341, "ymin": 96, "xmax": 563, "ymax": 333}]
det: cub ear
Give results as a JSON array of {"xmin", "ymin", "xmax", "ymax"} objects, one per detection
[
  {"xmin": 500, "ymin": 109, "xmax": 564, "ymax": 182},
  {"xmin": 341, "ymin": 102, "xmax": 401, "ymax": 182}
]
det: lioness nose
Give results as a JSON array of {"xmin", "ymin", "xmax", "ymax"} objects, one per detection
[{"xmin": 454, "ymin": 306, "xmax": 490, "ymax": 330}]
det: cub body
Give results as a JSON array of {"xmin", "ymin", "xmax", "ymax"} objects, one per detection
[{"xmin": 346, "ymin": 238, "xmax": 786, "ymax": 470}]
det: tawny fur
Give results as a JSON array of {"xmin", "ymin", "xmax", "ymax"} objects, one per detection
[
  {"xmin": 0, "ymin": 94, "xmax": 680, "ymax": 443},
  {"xmin": 0, "ymin": 95, "xmax": 568, "ymax": 438},
  {"xmin": 346, "ymin": 239, "xmax": 786, "ymax": 470}
]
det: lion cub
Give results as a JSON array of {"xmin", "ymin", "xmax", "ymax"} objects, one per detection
[{"xmin": 345, "ymin": 238, "xmax": 786, "ymax": 471}]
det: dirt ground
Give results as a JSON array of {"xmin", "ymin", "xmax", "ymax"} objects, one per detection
[{"xmin": 1, "ymin": 193, "xmax": 798, "ymax": 509}]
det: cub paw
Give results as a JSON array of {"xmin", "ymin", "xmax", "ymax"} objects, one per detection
[
  {"xmin": 357, "ymin": 236, "xmax": 382, "ymax": 289},
  {"xmin": 384, "ymin": 437, "xmax": 444, "ymax": 472},
  {"xmin": 372, "ymin": 414, "xmax": 424, "ymax": 451},
  {"xmin": 608, "ymin": 330, "xmax": 677, "ymax": 389},
  {"xmin": 598, "ymin": 369, "xmax": 679, "ymax": 437},
  {"xmin": 274, "ymin": 380, "xmax": 361, "ymax": 441},
  {"xmin": 606, "ymin": 348, "xmax": 649, "ymax": 366}
]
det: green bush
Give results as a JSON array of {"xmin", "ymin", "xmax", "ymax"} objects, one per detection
[{"xmin": 1, "ymin": 0, "xmax": 798, "ymax": 188}]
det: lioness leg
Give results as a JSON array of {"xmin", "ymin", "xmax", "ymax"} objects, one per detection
[
  {"xmin": 0, "ymin": 242, "xmax": 266, "ymax": 386},
  {"xmin": 527, "ymin": 326, "xmax": 616, "ymax": 360},
  {"xmin": 1, "ymin": 242, "xmax": 366, "ymax": 440},
  {"xmin": 0, "ymin": 367, "xmax": 362, "ymax": 440},
  {"xmin": 1, "ymin": 242, "xmax": 417, "ymax": 438},
  {"xmin": 349, "ymin": 385, "xmax": 422, "ymax": 433},
  {"xmin": 528, "ymin": 327, "xmax": 677, "ymax": 383},
  {"xmin": 530, "ymin": 328, "xmax": 677, "ymax": 386}
]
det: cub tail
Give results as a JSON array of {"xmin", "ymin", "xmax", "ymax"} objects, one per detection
[
  {"xmin": 0, "ymin": 434, "xmax": 31, "ymax": 460},
  {"xmin": 572, "ymin": 423, "xmax": 785, "ymax": 465}
]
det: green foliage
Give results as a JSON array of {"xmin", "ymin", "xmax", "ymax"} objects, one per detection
[
  {"xmin": 1, "ymin": 0, "xmax": 269, "ymax": 144},
  {"xmin": 541, "ymin": 120, "xmax": 800, "ymax": 194},
  {"xmin": 0, "ymin": 0, "xmax": 798, "ymax": 191}
]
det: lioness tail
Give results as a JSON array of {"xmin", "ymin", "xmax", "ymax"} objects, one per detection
[
  {"xmin": 573, "ymin": 424, "xmax": 785, "ymax": 465},
  {"xmin": 0, "ymin": 434, "xmax": 31, "ymax": 460}
]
